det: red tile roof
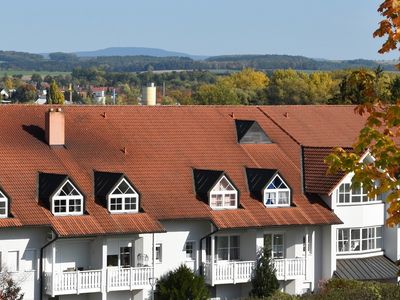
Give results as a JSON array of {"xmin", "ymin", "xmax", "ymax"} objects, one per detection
[
  {"xmin": 302, "ymin": 146, "xmax": 348, "ymax": 195},
  {"xmin": 0, "ymin": 105, "xmax": 353, "ymax": 236}
]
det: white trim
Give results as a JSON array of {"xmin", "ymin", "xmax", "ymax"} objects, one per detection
[
  {"xmin": 52, "ymin": 180, "xmax": 84, "ymax": 216},
  {"xmin": 336, "ymin": 226, "xmax": 383, "ymax": 254},
  {"xmin": 336, "ymin": 182, "xmax": 382, "ymax": 206},
  {"xmin": 263, "ymin": 174, "xmax": 290, "ymax": 207},
  {"xmin": 185, "ymin": 240, "xmax": 196, "ymax": 261},
  {"xmin": 0, "ymin": 190, "xmax": 8, "ymax": 218},
  {"xmin": 209, "ymin": 176, "xmax": 238, "ymax": 210},
  {"xmin": 108, "ymin": 178, "xmax": 139, "ymax": 214}
]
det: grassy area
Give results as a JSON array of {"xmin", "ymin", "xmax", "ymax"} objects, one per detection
[{"xmin": 0, "ymin": 70, "xmax": 70, "ymax": 77}]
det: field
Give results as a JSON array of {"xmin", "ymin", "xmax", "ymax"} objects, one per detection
[{"xmin": 0, "ymin": 70, "xmax": 70, "ymax": 77}]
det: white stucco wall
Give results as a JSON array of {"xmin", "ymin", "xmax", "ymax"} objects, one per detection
[{"xmin": 0, "ymin": 226, "xmax": 48, "ymax": 300}]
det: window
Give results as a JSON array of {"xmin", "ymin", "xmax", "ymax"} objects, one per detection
[
  {"xmin": 337, "ymin": 226, "xmax": 383, "ymax": 253},
  {"xmin": 337, "ymin": 183, "xmax": 382, "ymax": 205},
  {"xmin": 264, "ymin": 234, "xmax": 284, "ymax": 258},
  {"xmin": 107, "ymin": 255, "xmax": 118, "ymax": 267},
  {"xmin": 120, "ymin": 247, "xmax": 132, "ymax": 267},
  {"xmin": 209, "ymin": 176, "xmax": 238, "ymax": 210},
  {"xmin": 155, "ymin": 244, "xmax": 162, "ymax": 263},
  {"xmin": 0, "ymin": 190, "xmax": 8, "ymax": 218},
  {"xmin": 52, "ymin": 180, "xmax": 83, "ymax": 216},
  {"xmin": 7, "ymin": 251, "xmax": 19, "ymax": 272},
  {"xmin": 215, "ymin": 235, "xmax": 240, "ymax": 261},
  {"xmin": 185, "ymin": 241, "xmax": 195, "ymax": 260},
  {"xmin": 108, "ymin": 178, "xmax": 139, "ymax": 213},
  {"xmin": 264, "ymin": 175, "xmax": 290, "ymax": 207}
]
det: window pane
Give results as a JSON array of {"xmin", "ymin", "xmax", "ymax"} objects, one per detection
[
  {"xmin": 278, "ymin": 191, "xmax": 289, "ymax": 205},
  {"xmin": 230, "ymin": 236, "xmax": 239, "ymax": 248},
  {"xmin": 185, "ymin": 242, "xmax": 195, "ymax": 259},
  {"xmin": 120, "ymin": 247, "xmax": 132, "ymax": 267},
  {"xmin": 265, "ymin": 192, "xmax": 276, "ymax": 205}
]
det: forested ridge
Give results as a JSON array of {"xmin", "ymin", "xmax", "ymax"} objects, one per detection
[{"xmin": 0, "ymin": 50, "xmax": 396, "ymax": 72}]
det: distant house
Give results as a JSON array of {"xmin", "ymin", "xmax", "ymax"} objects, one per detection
[
  {"xmin": 91, "ymin": 87, "xmax": 107, "ymax": 104},
  {"xmin": 0, "ymin": 89, "xmax": 9, "ymax": 99}
]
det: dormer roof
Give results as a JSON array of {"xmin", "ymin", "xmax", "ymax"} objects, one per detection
[
  {"xmin": 38, "ymin": 172, "xmax": 69, "ymax": 208},
  {"xmin": 246, "ymin": 168, "xmax": 278, "ymax": 200},
  {"xmin": 235, "ymin": 119, "xmax": 271, "ymax": 144},
  {"xmin": 193, "ymin": 169, "xmax": 225, "ymax": 202}
]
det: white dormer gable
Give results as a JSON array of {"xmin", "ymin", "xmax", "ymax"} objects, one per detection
[
  {"xmin": 52, "ymin": 180, "xmax": 84, "ymax": 216},
  {"xmin": 209, "ymin": 176, "xmax": 238, "ymax": 210},
  {"xmin": 108, "ymin": 178, "xmax": 139, "ymax": 213},
  {"xmin": 0, "ymin": 189, "xmax": 8, "ymax": 218},
  {"xmin": 264, "ymin": 174, "xmax": 290, "ymax": 207}
]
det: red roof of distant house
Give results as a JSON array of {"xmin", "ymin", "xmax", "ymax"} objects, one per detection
[
  {"xmin": 0, "ymin": 105, "xmax": 364, "ymax": 236},
  {"xmin": 91, "ymin": 87, "xmax": 108, "ymax": 93}
]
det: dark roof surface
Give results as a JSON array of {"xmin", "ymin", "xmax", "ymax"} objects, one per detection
[
  {"xmin": 38, "ymin": 173, "xmax": 68, "ymax": 208},
  {"xmin": 303, "ymin": 146, "xmax": 348, "ymax": 194},
  {"xmin": 0, "ymin": 105, "xmax": 349, "ymax": 235},
  {"xmin": 94, "ymin": 171, "xmax": 124, "ymax": 205},
  {"xmin": 235, "ymin": 120, "xmax": 271, "ymax": 144},
  {"xmin": 193, "ymin": 169, "xmax": 224, "ymax": 202},
  {"xmin": 334, "ymin": 256, "xmax": 399, "ymax": 281},
  {"xmin": 246, "ymin": 168, "xmax": 277, "ymax": 201}
]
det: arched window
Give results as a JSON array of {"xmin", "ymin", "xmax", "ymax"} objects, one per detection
[
  {"xmin": 0, "ymin": 190, "xmax": 8, "ymax": 218},
  {"xmin": 52, "ymin": 180, "xmax": 83, "ymax": 216},
  {"xmin": 264, "ymin": 175, "xmax": 290, "ymax": 207},
  {"xmin": 210, "ymin": 176, "xmax": 238, "ymax": 209},
  {"xmin": 108, "ymin": 178, "xmax": 139, "ymax": 213}
]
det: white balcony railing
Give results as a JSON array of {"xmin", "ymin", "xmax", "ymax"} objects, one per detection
[
  {"xmin": 45, "ymin": 267, "xmax": 153, "ymax": 296},
  {"xmin": 204, "ymin": 257, "xmax": 307, "ymax": 285}
]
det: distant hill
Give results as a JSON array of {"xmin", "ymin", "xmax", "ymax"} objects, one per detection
[
  {"xmin": 73, "ymin": 47, "xmax": 208, "ymax": 60},
  {"xmin": 0, "ymin": 49, "xmax": 397, "ymax": 72}
]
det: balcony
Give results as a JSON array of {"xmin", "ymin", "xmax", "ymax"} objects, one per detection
[
  {"xmin": 44, "ymin": 267, "xmax": 153, "ymax": 296},
  {"xmin": 203, "ymin": 258, "xmax": 307, "ymax": 285}
]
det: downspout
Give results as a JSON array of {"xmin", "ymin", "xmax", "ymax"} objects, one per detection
[{"xmin": 40, "ymin": 231, "xmax": 59, "ymax": 300}]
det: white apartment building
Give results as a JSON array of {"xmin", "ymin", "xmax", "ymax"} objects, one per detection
[{"xmin": 0, "ymin": 105, "xmax": 397, "ymax": 300}]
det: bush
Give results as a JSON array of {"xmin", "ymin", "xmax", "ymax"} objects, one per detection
[
  {"xmin": 250, "ymin": 247, "xmax": 280, "ymax": 298},
  {"xmin": 155, "ymin": 264, "xmax": 209, "ymax": 300},
  {"xmin": 300, "ymin": 278, "xmax": 400, "ymax": 300},
  {"xmin": 0, "ymin": 270, "xmax": 24, "ymax": 300}
]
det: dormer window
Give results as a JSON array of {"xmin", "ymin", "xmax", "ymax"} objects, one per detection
[
  {"xmin": 0, "ymin": 190, "xmax": 8, "ymax": 218},
  {"xmin": 52, "ymin": 180, "xmax": 83, "ymax": 215},
  {"xmin": 39, "ymin": 173, "xmax": 85, "ymax": 216},
  {"xmin": 193, "ymin": 169, "xmax": 239, "ymax": 210},
  {"xmin": 108, "ymin": 178, "xmax": 139, "ymax": 213},
  {"xmin": 210, "ymin": 176, "xmax": 238, "ymax": 209},
  {"xmin": 94, "ymin": 171, "xmax": 140, "ymax": 214},
  {"xmin": 246, "ymin": 168, "xmax": 291, "ymax": 208},
  {"xmin": 264, "ymin": 175, "xmax": 290, "ymax": 207}
]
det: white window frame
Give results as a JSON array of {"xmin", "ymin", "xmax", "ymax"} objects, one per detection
[
  {"xmin": 108, "ymin": 178, "xmax": 139, "ymax": 214},
  {"xmin": 155, "ymin": 243, "xmax": 162, "ymax": 263},
  {"xmin": 337, "ymin": 226, "xmax": 383, "ymax": 254},
  {"xmin": 185, "ymin": 241, "xmax": 196, "ymax": 261},
  {"xmin": 7, "ymin": 250, "xmax": 19, "ymax": 273},
  {"xmin": 263, "ymin": 174, "xmax": 290, "ymax": 207},
  {"xmin": 336, "ymin": 182, "xmax": 382, "ymax": 205},
  {"xmin": 214, "ymin": 235, "xmax": 240, "ymax": 261},
  {"xmin": 264, "ymin": 233, "xmax": 285, "ymax": 259},
  {"xmin": 0, "ymin": 190, "xmax": 8, "ymax": 218},
  {"xmin": 209, "ymin": 176, "xmax": 238, "ymax": 210},
  {"xmin": 52, "ymin": 180, "xmax": 84, "ymax": 216}
]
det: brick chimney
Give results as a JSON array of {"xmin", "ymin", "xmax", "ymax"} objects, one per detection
[{"xmin": 45, "ymin": 108, "xmax": 65, "ymax": 146}]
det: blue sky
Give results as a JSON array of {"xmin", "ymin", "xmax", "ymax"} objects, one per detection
[{"xmin": 4, "ymin": 0, "xmax": 397, "ymax": 60}]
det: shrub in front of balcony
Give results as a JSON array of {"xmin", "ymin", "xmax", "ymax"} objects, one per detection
[
  {"xmin": 250, "ymin": 247, "xmax": 279, "ymax": 298},
  {"xmin": 155, "ymin": 264, "xmax": 209, "ymax": 300},
  {"xmin": 0, "ymin": 269, "xmax": 24, "ymax": 300}
]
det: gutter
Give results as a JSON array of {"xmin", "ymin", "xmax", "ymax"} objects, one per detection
[{"xmin": 40, "ymin": 230, "xmax": 59, "ymax": 300}]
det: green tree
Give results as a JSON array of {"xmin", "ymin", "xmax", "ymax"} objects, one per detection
[
  {"xmin": 193, "ymin": 83, "xmax": 240, "ymax": 105},
  {"xmin": 47, "ymin": 80, "xmax": 64, "ymax": 104},
  {"xmin": 156, "ymin": 265, "xmax": 209, "ymax": 300},
  {"xmin": 326, "ymin": 0, "xmax": 400, "ymax": 226},
  {"xmin": 30, "ymin": 73, "xmax": 42, "ymax": 84},
  {"xmin": 250, "ymin": 246, "xmax": 279, "ymax": 298},
  {"xmin": 2, "ymin": 76, "xmax": 14, "ymax": 90},
  {"xmin": 13, "ymin": 84, "xmax": 37, "ymax": 103}
]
